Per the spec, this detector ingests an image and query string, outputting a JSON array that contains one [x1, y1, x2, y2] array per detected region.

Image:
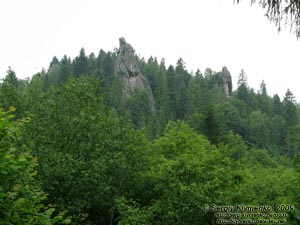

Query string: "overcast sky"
[[1, 0, 300, 100]]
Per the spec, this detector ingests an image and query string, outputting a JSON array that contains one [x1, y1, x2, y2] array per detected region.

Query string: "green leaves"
[[115, 120, 300, 224], [123, 121, 231, 224], [22, 77, 149, 224], [1, 43, 300, 224], [0, 108, 69, 225]]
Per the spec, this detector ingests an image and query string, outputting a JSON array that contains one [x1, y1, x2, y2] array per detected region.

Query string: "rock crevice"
[[116, 37, 155, 108]]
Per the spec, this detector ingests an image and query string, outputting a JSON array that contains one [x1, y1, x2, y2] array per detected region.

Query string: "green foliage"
[[73, 48, 89, 77], [202, 105, 223, 144], [116, 197, 151, 225], [247, 110, 271, 148], [24, 77, 148, 224], [1, 44, 300, 225], [215, 102, 243, 134], [127, 89, 152, 128], [0, 108, 69, 225], [0, 68, 20, 115], [283, 89, 299, 130], [166, 65, 177, 120], [116, 122, 241, 224]]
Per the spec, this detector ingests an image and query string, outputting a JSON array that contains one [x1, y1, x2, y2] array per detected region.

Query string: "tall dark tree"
[[283, 89, 299, 129], [175, 58, 191, 119], [48, 56, 59, 73], [257, 80, 272, 115], [166, 65, 177, 120], [155, 70, 167, 111], [272, 94, 283, 115], [59, 55, 72, 83], [204, 105, 222, 144], [103, 52, 116, 86], [73, 48, 89, 77], [281, 89, 300, 158], [0, 67, 19, 111]]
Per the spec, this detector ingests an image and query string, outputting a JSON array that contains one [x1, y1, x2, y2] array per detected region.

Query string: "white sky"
[[1, 0, 300, 101]]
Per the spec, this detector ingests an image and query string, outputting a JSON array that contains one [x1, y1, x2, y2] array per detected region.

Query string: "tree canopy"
[[1, 44, 300, 224]]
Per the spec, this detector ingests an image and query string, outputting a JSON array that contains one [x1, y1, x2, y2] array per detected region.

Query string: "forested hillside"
[[1, 38, 300, 225]]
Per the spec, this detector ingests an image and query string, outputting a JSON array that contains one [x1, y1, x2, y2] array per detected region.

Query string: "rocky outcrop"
[[117, 37, 140, 78], [217, 67, 232, 97], [116, 37, 155, 108]]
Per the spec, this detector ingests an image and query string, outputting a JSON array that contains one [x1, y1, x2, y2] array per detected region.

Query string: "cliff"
[[116, 37, 155, 109]]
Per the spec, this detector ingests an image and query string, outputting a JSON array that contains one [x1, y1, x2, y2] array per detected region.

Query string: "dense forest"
[[1, 38, 300, 225]]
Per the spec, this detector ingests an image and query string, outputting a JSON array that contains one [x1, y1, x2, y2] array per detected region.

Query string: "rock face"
[[117, 37, 140, 78], [116, 37, 155, 108], [217, 67, 232, 97]]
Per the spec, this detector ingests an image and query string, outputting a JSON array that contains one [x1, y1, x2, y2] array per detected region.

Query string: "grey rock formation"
[[117, 37, 140, 77], [217, 67, 232, 97], [116, 37, 155, 108]]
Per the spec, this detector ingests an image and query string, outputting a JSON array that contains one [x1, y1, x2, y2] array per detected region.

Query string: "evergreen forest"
[[1, 38, 300, 225]]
